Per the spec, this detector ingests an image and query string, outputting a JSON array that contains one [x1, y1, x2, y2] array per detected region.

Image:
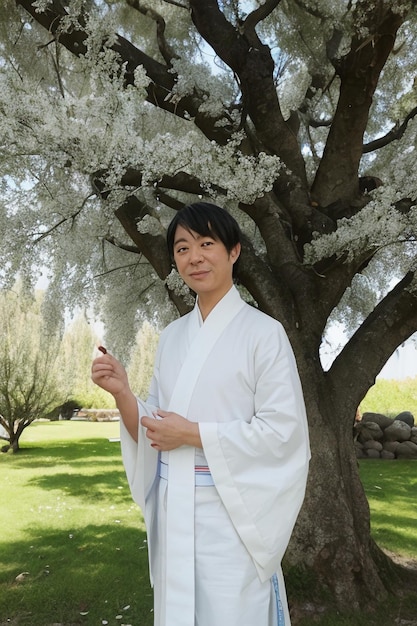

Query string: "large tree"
[[1, 0, 417, 617]]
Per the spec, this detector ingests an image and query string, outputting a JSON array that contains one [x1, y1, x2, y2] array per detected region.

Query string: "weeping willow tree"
[[1, 0, 417, 617]]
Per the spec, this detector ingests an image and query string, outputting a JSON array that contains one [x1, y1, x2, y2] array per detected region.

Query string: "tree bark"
[[287, 386, 388, 613], [312, 8, 404, 207]]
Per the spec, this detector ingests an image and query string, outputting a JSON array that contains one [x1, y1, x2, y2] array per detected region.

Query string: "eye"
[[201, 240, 214, 247], [175, 246, 188, 254]]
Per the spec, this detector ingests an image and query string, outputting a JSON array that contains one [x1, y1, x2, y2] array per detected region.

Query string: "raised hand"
[[91, 350, 130, 398]]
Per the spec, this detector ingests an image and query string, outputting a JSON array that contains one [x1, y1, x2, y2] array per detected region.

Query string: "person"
[[91, 202, 310, 626]]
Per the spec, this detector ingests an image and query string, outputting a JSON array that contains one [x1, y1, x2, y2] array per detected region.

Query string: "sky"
[[378, 339, 417, 380]]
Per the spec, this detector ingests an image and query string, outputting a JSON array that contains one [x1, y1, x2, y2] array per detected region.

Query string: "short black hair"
[[167, 202, 241, 254], [166, 202, 242, 277]]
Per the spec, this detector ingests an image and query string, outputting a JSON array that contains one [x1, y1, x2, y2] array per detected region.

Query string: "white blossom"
[[1, 0, 416, 351], [137, 215, 164, 236], [165, 269, 195, 306]]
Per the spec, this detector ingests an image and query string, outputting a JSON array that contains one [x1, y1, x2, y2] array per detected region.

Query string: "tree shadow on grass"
[[0, 523, 153, 626], [5, 438, 130, 503], [8, 438, 123, 467], [27, 468, 130, 502], [359, 460, 417, 557], [370, 510, 417, 556]]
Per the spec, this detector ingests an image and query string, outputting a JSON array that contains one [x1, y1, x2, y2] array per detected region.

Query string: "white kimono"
[[120, 286, 310, 626]]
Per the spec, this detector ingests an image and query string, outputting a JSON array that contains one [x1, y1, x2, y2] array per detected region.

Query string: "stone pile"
[[354, 411, 417, 459], [81, 409, 120, 421]]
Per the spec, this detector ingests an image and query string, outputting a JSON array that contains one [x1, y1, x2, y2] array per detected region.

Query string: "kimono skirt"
[[152, 453, 284, 626]]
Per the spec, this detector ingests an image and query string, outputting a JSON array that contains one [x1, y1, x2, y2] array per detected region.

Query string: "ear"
[[230, 242, 241, 264]]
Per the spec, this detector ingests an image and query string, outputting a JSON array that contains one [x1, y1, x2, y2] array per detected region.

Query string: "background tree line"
[[0, 283, 158, 451]]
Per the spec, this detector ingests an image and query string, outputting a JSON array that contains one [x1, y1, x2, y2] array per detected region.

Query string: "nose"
[[190, 246, 203, 264]]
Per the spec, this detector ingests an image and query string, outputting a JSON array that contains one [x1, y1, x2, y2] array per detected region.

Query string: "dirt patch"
[[384, 549, 417, 571]]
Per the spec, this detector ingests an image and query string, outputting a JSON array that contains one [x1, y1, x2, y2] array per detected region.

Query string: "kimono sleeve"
[[199, 321, 310, 581], [120, 354, 161, 511]]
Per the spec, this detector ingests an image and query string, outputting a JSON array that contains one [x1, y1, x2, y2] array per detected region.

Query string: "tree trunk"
[[284, 359, 407, 618], [9, 430, 20, 453]]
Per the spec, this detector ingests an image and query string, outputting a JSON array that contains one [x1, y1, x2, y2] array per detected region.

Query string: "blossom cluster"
[[304, 192, 417, 265], [1, 0, 417, 349], [165, 269, 195, 307]]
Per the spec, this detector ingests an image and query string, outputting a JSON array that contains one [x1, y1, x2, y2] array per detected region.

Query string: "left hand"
[[141, 409, 202, 451]]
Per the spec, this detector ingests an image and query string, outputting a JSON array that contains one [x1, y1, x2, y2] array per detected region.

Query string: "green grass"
[[361, 376, 417, 417], [0, 421, 153, 626], [359, 459, 417, 558], [1, 421, 417, 626]]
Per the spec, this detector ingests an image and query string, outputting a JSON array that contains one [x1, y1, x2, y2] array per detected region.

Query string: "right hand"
[[91, 351, 130, 398]]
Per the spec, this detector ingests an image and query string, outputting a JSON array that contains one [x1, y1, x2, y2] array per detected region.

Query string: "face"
[[173, 225, 240, 303]]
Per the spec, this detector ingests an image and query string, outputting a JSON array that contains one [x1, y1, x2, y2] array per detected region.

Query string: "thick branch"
[[118, 168, 226, 196], [114, 197, 170, 280], [312, 7, 405, 207], [237, 235, 296, 329], [326, 271, 417, 405], [243, 0, 282, 29], [113, 196, 197, 315], [240, 193, 300, 274], [16, 0, 231, 145], [189, 0, 307, 185]]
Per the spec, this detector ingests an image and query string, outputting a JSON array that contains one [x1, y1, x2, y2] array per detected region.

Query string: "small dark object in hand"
[[98, 346, 107, 354]]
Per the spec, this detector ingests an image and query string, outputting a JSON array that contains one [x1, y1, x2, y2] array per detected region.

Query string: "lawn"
[[359, 458, 417, 559], [1, 421, 416, 625], [0, 420, 153, 626]]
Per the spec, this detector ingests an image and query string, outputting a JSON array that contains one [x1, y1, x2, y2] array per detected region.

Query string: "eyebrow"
[[173, 236, 190, 246], [174, 232, 207, 246]]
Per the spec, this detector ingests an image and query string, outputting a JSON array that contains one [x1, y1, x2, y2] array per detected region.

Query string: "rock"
[[354, 409, 417, 460], [396, 441, 417, 459], [364, 440, 383, 451], [384, 421, 411, 442], [366, 448, 381, 459], [394, 411, 415, 428], [381, 450, 396, 460], [383, 441, 400, 454], [356, 421, 384, 443], [362, 412, 393, 429]]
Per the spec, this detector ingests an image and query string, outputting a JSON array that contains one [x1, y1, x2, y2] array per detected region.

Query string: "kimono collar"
[[195, 284, 242, 328]]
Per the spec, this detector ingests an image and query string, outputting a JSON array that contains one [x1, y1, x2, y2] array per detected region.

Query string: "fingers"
[[141, 416, 160, 449], [91, 357, 113, 379], [92, 352, 120, 375], [91, 353, 128, 396], [140, 413, 187, 451], [141, 415, 157, 429]]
